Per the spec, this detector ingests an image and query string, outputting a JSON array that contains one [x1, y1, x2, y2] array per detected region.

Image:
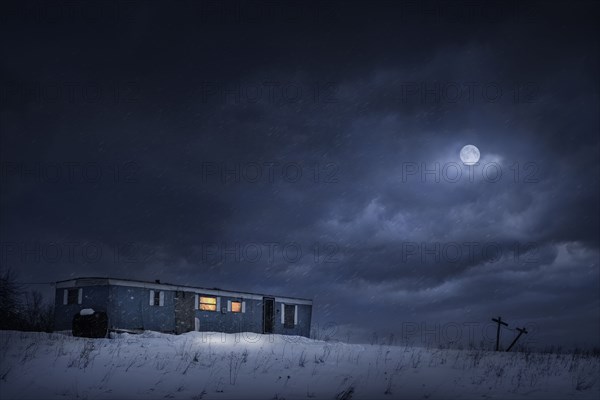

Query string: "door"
[[174, 291, 195, 334], [263, 297, 274, 333]]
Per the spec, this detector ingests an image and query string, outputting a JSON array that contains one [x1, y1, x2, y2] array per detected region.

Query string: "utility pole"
[[491, 317, 508, 351], [506, 327, 528, 352]]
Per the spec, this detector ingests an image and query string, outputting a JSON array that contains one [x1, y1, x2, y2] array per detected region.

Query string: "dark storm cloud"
[[1, 1, 598, 347]]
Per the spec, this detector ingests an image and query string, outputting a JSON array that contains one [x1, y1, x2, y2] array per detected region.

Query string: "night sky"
[[1, 1, 599, 348]]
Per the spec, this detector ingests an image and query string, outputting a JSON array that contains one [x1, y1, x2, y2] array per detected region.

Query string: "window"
[[149, 290, 164, 306], [199, 296, 217, 311], [231, 301, 242, 313], [281, 304, 298, 328], [63, 288, 82, 305], [284, 304, 295, 328], [67, 289, 78, 305], [227, 300, 245, 313]]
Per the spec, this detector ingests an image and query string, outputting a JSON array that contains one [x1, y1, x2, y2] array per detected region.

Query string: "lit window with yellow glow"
[[199, 296, 217, 311], [231, 301, 242, 313]]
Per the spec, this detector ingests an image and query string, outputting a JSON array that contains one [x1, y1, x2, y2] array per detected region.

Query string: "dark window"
[[153, 290, 160, 306], [284, 304, 295, 328], [67, 289, 78, 305]]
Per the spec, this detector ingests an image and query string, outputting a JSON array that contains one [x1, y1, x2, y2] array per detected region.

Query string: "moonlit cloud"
[[1, 1, 598, 348]]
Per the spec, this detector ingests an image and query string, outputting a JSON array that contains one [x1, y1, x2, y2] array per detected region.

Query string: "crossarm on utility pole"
[[506, 327, 528, 352]]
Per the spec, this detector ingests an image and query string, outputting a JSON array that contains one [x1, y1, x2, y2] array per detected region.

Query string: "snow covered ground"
[[1, 330, 598, 399]]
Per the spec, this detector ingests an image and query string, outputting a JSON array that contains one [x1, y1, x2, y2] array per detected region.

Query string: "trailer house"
[[54, 277, 312, 337]]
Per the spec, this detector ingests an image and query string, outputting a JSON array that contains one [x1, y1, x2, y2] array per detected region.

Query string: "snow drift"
[[0, 330, 598, 399]]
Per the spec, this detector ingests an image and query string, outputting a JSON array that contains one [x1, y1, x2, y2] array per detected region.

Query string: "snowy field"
[[1, 330, 598, 400]]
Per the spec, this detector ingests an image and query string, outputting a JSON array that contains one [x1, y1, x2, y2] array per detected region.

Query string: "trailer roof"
[[56, 277, 313, 305]]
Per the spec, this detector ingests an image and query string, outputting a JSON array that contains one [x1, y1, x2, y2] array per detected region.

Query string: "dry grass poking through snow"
[[0, 330, 598, 399]]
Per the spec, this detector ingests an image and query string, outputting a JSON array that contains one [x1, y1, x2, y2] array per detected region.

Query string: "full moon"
[[460, 144, 480, 165]]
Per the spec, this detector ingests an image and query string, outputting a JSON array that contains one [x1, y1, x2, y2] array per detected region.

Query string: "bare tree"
[[24, 290, 43, 326], [24, 290, 54, 332], [0, 268, 25, 330], [0, 269, 54, 331]]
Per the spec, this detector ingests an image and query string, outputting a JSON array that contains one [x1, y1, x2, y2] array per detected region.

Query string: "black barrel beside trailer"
[[72, 311, 108, 338]]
